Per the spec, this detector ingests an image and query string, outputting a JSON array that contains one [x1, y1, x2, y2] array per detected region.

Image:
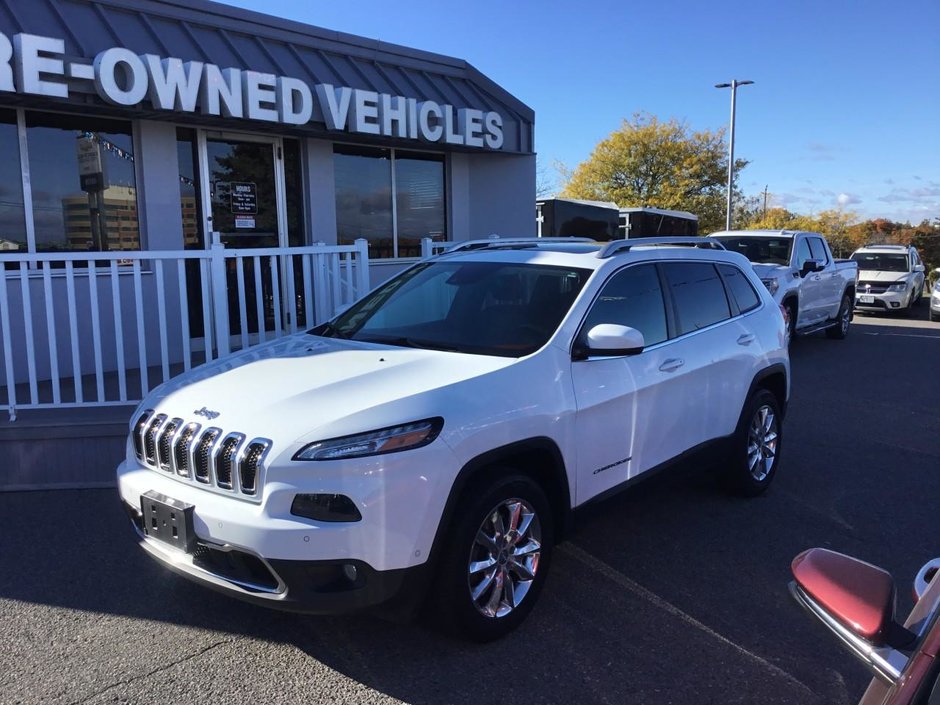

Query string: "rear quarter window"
[[662, 262, 731, 335], [718, 264, 761, 313]]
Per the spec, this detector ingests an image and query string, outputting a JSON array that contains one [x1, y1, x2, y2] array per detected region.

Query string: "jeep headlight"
[[293, 418, 443, 461], [887, 282, 907, 292], [761, 278, 779, 296]]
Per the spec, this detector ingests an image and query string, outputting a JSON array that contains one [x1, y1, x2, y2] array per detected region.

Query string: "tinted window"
[[663, 262, 730, 335], [808, 237, 829, 264], [581, 264, 667, 346], [711, 236, 792, 266], [851, 253, 909, 272], [719, 264, 761, 313], [795, 239, 812, 268]]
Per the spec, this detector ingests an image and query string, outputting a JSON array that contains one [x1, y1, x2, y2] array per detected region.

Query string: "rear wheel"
[[724, 389, 782, 496], [825, 294, 852, 339], [432, 471, 553, 641]]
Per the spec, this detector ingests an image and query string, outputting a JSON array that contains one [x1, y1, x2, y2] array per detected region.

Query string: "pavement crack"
[[68, 637, 237, 705]]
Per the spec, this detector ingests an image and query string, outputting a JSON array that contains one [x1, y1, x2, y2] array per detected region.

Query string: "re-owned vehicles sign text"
[[0, 32, 504, 149]]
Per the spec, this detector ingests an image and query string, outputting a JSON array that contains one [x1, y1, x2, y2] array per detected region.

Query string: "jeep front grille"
[[134, 410, 271, 502]]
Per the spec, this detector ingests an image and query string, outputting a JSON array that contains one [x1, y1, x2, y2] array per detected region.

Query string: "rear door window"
[[808, 237, 830, 265], [718, 264, 761, 313], [662, 262, 731, 335]]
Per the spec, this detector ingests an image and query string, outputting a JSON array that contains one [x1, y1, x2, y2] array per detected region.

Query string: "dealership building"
[[0, 0, 535, 486]]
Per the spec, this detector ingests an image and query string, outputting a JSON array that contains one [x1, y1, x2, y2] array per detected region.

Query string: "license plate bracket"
[[141, 491, 195, 553]]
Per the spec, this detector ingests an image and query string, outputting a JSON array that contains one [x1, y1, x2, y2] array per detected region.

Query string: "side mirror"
[[914, 264, 925, 273], [800, 259, 823, 277], [581, 324, 645, 357], [790, 548, 916, 684]]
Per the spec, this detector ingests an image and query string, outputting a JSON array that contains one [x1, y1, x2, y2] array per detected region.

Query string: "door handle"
[[737, 333, 755, 346], [659, 358, 684, 372]]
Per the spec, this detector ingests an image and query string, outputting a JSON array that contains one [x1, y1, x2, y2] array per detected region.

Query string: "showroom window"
[[334, 145, 446, 258], [0, 109, 26, 252], [25, 112, 139, 253]]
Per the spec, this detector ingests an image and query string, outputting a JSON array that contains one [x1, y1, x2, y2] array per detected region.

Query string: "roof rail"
[[597, 237, 726, 259], [861, 243, 907, 250], [442, 236, 594, 254]]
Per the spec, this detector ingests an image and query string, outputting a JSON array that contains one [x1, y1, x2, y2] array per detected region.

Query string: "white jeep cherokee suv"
[[117, 237, 789, 640]]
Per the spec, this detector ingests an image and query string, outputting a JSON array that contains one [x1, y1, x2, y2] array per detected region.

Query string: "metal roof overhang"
[[0, 0, 534, 154]]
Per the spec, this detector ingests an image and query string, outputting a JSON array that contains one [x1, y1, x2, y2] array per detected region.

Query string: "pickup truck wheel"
[[433, 472, 553, 641], [825, 294, 852, 339], [725, 389, 782, 496]]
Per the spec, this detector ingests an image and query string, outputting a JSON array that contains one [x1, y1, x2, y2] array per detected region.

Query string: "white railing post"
[[354, 238, 370, 300], [420, 237, 433, 259], [209, 232, 231, 358], [312, 242, 330, 324]]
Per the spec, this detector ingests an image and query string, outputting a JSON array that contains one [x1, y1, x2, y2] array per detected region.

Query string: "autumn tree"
[[558, 113, 746, 233]]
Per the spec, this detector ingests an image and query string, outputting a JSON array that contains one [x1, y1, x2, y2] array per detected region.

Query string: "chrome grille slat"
[[213, 433, 245, 490], [173, 423, 200, 478], [133, 410, 152, 461], [193, 428, 221, 484], [144, 414, 167, 465], [136, 416, 266, 502], [157, 418, 181, 471]]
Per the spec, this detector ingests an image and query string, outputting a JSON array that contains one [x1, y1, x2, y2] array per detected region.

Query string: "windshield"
[[851, 253, 909, 272], [311, 260, 591, 357], [712, 236, 793, 266]]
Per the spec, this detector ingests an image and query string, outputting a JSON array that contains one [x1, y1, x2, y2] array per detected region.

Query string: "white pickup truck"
[[710, 230, 858, 340]]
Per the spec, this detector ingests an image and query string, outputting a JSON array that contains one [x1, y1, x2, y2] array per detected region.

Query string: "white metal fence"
[[0, 238, 369, 419]]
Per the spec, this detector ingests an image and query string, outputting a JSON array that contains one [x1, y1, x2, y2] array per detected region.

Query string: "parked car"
[[117, 236, 789, 640], [851, 244, 926, 314], [930, 272, 940, 323], [709, 230, 858, 341], [790, 548, 940, 704]]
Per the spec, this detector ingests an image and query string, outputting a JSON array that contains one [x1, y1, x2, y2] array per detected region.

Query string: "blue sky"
[[229, 0, 940, 224]]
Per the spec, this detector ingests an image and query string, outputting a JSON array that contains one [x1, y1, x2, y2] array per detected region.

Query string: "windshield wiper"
[[355, 335, 459, 352], [309, 322, 348, 339]]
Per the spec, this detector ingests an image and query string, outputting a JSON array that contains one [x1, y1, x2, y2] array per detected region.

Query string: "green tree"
[[558, 112, 746, 233]]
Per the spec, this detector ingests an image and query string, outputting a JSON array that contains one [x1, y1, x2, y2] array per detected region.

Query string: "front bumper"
[[116, 436, 456, 612], [122, 499, 426, 614], [854, 290, 910, 311]]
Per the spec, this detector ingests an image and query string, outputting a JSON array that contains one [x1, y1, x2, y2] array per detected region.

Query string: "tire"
[[724, 389, 782, 497], [931, 310, 940, 323], [825, 294, 852, 339], [784, 301, 797, 345], [431, 471, 554, 641]]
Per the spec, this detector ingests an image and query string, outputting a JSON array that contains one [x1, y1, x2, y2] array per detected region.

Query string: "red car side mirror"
[[790, 548, 917, 685]]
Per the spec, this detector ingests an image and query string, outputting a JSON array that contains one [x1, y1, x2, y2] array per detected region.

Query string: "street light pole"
[[715, 79, 753, 230]]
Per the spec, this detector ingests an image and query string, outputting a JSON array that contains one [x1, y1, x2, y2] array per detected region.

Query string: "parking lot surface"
[[2, 307, 938, 705]]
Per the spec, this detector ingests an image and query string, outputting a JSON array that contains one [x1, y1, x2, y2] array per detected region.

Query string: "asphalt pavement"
[[2, 305, 938, 705]]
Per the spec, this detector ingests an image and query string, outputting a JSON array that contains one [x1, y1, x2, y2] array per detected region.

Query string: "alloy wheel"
[[467, 498, 542, 618], [747, 405, 778, 482]]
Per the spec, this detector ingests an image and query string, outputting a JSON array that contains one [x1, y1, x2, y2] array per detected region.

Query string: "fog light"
[[343, 564, 358, 582], [891, 302, 900, 308], [291, 493, 362, 522]]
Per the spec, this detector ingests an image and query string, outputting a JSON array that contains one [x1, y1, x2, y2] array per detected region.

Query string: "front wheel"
[[825, 294, 852, 339], [724, 389, 782, 496], [432, 472, 554, 641]]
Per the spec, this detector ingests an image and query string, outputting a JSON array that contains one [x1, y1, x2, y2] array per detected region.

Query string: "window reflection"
[[26, 112, 139, 252], [176, 127, 203, 250], [334, 145, 446, 258], [0, 110, 25, 252], [335, 145, 393, 257], [396, 152, 445, 258]]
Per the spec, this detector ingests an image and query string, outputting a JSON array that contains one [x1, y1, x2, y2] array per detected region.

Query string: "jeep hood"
[[141, 334, 513, 447]]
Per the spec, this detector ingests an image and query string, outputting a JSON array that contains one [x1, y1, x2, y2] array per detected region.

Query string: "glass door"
[[197, 132, 289, 345]]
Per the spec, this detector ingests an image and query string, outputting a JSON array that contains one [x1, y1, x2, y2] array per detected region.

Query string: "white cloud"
[[837, 193, 861, 207]]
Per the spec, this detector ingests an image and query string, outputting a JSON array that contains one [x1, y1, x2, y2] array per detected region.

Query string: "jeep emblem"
[[193, 407, 220, 420]]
